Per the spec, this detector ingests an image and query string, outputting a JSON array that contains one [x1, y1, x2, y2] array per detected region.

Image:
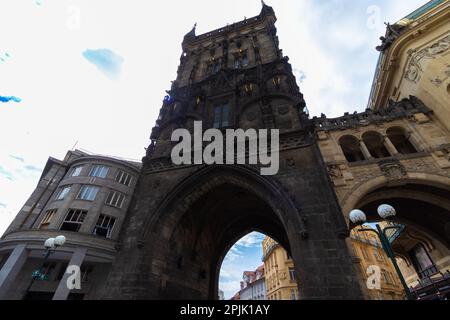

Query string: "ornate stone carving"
[[378, 159, 407, 181], [328, 165, 343, 179], [376, 23, 406, 52], [313, 96, 431, 132], [405, 34, 450, 83], [405, 59, 421, 82]]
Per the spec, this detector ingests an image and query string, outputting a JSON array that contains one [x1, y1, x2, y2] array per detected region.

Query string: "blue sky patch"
[[0, 166, 15, 181], [10, 155, 25, 162], [82, 49, 124, 80], [0, 96, 21, 103]]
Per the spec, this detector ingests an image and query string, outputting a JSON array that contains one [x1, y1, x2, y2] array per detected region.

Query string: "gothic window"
[[234, 58, 240, 69], [339, 135, 365, 162], [213, 60, 221, 73], [234, 50, 249, 69], [206, 57, 221, 75], [362, 131, 391, 158], [242, 53, 249, 67], [386, 127, 417, 154], [408, 244, 438, 279], [213, 103, 230, 129]]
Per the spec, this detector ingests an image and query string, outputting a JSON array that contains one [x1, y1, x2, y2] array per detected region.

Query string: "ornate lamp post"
[[29, 235, 66, 286], [349, 205, 414, 300]]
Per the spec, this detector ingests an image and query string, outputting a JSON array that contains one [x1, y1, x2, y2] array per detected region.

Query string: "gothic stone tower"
[[102, 3, 363, 300]]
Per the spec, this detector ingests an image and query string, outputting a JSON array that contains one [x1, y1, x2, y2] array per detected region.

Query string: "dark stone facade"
[[101, 3, 364, 300]]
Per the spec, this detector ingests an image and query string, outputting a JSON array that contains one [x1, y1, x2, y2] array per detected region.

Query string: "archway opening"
[[351, 183, 450, 300], [218, 232, 299, 300], [163, 178, 301, 300], [386, 127, 417, 155], [339, 135, 365, 162], [362, 131, 390, 159]]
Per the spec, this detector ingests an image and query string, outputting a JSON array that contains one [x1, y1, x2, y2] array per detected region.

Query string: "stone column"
[[0, 244, 28, 299], [52, 248, 87, 300], [406, 131, 423, 152], [383, 136, 399, 156], [359, 140, 373, 160]]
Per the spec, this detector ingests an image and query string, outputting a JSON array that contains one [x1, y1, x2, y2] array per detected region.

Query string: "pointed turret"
[[260, 0, 276, 18], [183, 23, 197, 43]]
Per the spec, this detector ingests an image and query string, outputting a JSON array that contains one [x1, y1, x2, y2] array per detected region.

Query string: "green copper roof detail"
[[403, 0, 445, 20]]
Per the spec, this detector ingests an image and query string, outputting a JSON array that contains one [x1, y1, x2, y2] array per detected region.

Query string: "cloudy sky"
[[0, 0, 429, 298]]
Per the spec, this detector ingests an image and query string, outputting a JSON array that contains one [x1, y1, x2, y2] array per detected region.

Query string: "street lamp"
[[349, 204, 414, 300], [30, 236, 66, 282]]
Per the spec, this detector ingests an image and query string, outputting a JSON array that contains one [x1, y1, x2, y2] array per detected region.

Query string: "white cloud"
[[219, 232, 265, 299], [0, 151, 43, 234], [235, 232, 265, 248]]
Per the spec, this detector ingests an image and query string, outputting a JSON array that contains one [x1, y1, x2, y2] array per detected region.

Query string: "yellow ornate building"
[[368, 0, 450, 130], [350, 226, 404, 300], [262, 236, 299, 300], [316, 0, 450, 300]]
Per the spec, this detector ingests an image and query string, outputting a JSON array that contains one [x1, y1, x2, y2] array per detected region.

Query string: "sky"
[[0, 0, 429, 299]]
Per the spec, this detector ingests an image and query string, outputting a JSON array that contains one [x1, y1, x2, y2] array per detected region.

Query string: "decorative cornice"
[[313, 96, 432, 132]]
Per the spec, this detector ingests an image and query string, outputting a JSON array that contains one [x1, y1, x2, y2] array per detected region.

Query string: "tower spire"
[[183, 23, 197, 42], [260, 0, 275, 18]]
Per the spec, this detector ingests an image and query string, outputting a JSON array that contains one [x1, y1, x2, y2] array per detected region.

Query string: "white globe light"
[[349, 209, 367, 225], [44, 238, 56, 249], [378, 204, 396, 219], [54, 235, 66, 247]]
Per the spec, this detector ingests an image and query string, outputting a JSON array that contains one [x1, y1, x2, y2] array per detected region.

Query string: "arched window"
[[362, 131, 391, 159], [339, 135, 364, 162], [387, 127, 417, 154]]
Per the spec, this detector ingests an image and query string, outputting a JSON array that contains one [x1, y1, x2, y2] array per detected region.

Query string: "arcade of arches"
[[315, 98, 450, 299]]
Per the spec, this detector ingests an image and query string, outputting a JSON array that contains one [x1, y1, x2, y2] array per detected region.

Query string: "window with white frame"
[[39, 209, 57, 229], [93, 214, 116, 238], [89, 165, 109, 178], [115, 170, 132, 187], [289, 268, 296, 281], [71, 166, 83, 177], [105, 191, 125, 208], [60, 209, 87, 232], [55, 186, 71, 201], [76, 185, 99, 201]]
